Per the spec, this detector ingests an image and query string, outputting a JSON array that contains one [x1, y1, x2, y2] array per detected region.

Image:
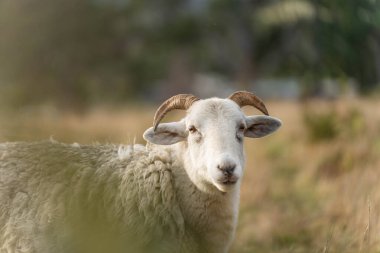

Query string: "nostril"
[[226, 165, 236, 174], [217, 164, 236, 175]]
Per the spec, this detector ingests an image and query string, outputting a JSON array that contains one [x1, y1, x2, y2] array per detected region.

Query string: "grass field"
[[1, 99, 380, 253]]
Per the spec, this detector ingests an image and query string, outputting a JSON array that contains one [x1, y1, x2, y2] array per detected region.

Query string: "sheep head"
[[143, 91, 282, 193]]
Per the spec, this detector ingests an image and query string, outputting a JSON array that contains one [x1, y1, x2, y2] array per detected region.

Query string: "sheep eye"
[[188, 126, 198, 133], [236, 124, 245, 142]]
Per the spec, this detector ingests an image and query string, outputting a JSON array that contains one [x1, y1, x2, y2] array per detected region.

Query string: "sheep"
[[0, 91, 281, 253]]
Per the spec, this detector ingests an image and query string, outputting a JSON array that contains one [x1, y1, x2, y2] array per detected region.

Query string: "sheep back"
[[0, 141, 187, 253]]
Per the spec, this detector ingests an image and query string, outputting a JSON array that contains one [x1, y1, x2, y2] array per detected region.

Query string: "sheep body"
[[0, 140, 237, 253], [0, 92, 282, 253]]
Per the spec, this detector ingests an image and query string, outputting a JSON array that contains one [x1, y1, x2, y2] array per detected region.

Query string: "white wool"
[[71, 142, 80, 148], [117, 144, 145, 160], [0, 141, 235, 253]]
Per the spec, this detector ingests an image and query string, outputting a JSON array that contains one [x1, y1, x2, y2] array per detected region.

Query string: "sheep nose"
[[217, 163, 236, 175]]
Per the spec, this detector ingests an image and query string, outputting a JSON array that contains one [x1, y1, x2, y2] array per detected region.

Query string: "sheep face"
[[185, 99, 247, 193], [144, 97, 281, 193]]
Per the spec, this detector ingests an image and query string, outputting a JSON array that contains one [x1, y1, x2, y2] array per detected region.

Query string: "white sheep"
[[0, 91, 281, 253]]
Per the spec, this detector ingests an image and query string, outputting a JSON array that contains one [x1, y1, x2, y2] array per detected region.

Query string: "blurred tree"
[[252, 0, 380, 92], [0, 0, 128, 108], [0, 0, 380, 110], [315, 0, 380, 91]]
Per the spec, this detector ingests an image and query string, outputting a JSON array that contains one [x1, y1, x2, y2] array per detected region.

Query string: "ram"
[[0, 91, 281, 253]]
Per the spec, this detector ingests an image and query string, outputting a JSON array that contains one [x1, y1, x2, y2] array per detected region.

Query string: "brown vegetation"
[[1, 99, 380, 253]]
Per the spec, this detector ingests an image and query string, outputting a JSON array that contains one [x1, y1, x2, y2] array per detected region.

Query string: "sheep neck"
[[171, 143, 240, 253]]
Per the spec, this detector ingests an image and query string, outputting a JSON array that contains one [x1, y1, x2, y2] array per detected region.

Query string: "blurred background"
[[1, 0, 380, 252]]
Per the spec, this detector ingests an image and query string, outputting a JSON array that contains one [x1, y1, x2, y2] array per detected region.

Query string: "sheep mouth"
[[219, 177, 238, 185]]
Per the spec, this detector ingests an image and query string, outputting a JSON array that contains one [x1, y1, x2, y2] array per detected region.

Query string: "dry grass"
[[1, 99, 380, 252]]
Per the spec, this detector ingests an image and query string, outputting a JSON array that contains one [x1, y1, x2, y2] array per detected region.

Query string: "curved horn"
[[228, 91, 269, 115], [153, 94, 200, 131]]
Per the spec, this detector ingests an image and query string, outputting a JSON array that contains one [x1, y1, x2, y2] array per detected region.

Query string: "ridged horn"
[[153, 94, 200, 131], [228, 91, 269, 115]]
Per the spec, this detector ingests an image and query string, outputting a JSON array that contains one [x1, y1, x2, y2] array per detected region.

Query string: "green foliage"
[[303, 109, 339, 141], [341, 108, 366, 137], [303, 105, 367, 142], [0, 0, 380, 109]]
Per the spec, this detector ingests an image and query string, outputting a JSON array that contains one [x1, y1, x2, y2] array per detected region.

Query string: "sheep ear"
[[244, 115, 282, 138], [143, 122, 188, 145]]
